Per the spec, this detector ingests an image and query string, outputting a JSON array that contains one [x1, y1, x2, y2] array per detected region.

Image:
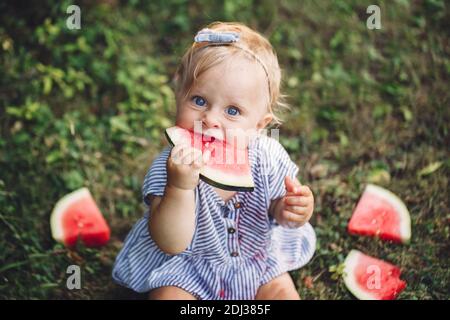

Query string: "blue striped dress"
[[112, 134, 316, 299]]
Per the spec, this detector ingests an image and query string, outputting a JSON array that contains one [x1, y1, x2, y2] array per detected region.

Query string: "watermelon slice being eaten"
[[165, 125, 254, 191], [50, 188, 110, 247], [348, 184, 411, 244], [343, 250, 407, 300]]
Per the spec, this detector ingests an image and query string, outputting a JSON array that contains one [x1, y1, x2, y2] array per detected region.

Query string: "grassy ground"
[[0, 0, 449, 299]]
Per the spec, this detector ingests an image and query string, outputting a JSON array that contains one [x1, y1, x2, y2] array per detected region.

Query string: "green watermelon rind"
[[343, 250, 380, 300], [343, 249, 407, 300], [50, 187, 91, 244], [199, 172, 254, 192], [364, 184, 411, 244], [165, 126, 255, 192]]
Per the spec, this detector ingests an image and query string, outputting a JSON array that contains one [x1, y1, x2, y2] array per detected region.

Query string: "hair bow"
[[194, 28, 240, 43]]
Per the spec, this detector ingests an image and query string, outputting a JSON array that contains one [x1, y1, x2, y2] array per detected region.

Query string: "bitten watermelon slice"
[[343, 250, 407, 300], [165, 126, 254, 191], [50, 188, 110, 247], [348, 184, 411, 244]]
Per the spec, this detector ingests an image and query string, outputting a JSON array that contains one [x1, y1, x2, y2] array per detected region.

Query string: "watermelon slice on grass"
[[348, 184, 411, 244], [343, 250, 407, 300], [165, 125, 254, 192], [50, 188, 110, 247]]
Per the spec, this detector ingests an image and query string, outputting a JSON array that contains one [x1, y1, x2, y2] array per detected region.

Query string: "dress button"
[[228, 227, 236, 234], [234, 202, 242, 209], [230, 251, 239, 257]]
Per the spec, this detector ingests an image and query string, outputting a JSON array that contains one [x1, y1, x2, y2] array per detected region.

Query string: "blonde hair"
[[173, 21, 290, 127]]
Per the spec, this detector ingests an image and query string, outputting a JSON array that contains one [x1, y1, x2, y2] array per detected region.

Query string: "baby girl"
[[113, 22, 316, 300]]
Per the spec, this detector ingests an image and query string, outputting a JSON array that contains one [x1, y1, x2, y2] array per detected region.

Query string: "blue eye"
[[193, 96, 206, 107], [226, 106, 240, 116]]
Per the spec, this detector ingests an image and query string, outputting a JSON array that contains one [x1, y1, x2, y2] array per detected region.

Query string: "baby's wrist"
[[166, 177, 197, 191], [165, 183, 195, 196]]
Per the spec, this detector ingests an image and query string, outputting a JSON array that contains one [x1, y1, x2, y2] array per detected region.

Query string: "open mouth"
[[202, 129, 224, 142], [202, 134, 216, 143]]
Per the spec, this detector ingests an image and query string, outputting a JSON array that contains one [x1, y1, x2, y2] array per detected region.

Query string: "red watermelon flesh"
[[343, 250, 407, 300], [51, 188, 110, 247], [348, 184, 411, 244], [165, 126, 254, 191]]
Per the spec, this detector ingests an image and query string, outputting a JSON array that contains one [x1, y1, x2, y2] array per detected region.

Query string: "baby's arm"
[[148, 186, 196, 255], [148, 144, 210, 255], [268, 176, 314, 228]]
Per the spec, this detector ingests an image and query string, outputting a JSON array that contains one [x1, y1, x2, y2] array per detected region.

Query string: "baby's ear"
[[257, 113, 273, 130]]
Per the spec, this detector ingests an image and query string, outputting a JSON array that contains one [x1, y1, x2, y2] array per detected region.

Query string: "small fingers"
[[284, 205, 309, 216], [171, 145, 196, 165], [284, 196, 310, 207], [192, 148, 207, 169], [287, 186, 312, 197], [192, 149, 211, 169], [281, 210, 307, 226], [297, 186, 312, 196], [170, 144, 182, 159], [170, 144, 188, 163], [284, 176, 297, 193], [180, 147, 201, 165], [170, 145, 211, 169]]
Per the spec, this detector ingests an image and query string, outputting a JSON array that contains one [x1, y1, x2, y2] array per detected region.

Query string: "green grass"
[[0, 0, 449, 299]]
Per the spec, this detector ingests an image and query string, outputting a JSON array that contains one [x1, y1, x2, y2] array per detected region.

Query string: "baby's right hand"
[[166, 144, 211, 190]]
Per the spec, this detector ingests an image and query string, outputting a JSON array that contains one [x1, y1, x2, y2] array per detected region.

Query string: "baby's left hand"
[[273, 176, 314, 228]]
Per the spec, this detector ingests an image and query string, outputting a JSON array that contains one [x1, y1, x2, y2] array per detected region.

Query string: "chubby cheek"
[[224, 125, 260, 148], [175, 106, 197, 129]]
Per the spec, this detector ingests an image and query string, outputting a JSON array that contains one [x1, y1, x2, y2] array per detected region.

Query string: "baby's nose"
[[202, 110, 221, 129]]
